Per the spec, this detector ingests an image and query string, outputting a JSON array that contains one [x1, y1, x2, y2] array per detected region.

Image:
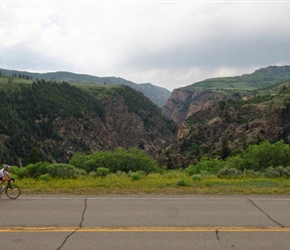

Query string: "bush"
[[13, 167, 28, 178], [116, 170, 127, 177], [243, 169, 261, 177], [70, 148, 160, 174], [39, 173, 51, 181], [46, 163, 85, 178], [242, 140, 290, 171], [265, 167, 280, 178], [191, 174, 202, 181], [217, 167, 241, 179], [283, 167, 290, 177], [25, 162, 50, 178], [131, 173, 141, 181], [89, 171, 96, 177], [224, 155, 245, 170], [96, 167, 110, 177], [186, 157, 224, 175], [264, 166, 290, 178], [136, 170, 147, 177], [177, 178, 186, 186]]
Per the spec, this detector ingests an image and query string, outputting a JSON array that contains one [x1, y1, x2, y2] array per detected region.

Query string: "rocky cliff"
[[162, 66, 290, 125], [159, 66, 290, 168], [0, 81, 176, 165], [41, 94, 176, 163], [162, 88, 244, 125], [158, 91, 290, 168]]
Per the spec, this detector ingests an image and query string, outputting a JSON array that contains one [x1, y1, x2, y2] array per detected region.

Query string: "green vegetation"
[[3, 66, 290, 195], [14, 174, 290, 195], [185, 140, 290, 175], [183, 66, 290, 91], [175, 82, 290, 164], [0, 80, 105, 164], [0, 78, 176, 165], [5, 140, 290, 195], [0, 68, 172, 108], [69, 147, 160, 174]]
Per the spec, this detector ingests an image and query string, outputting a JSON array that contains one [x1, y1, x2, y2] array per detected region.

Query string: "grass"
[[15, 174, 290, 196]]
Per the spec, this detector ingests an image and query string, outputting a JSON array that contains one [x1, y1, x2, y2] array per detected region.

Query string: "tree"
[[242, 140, 290, 171], [28, 147, 42, 164], [220, 138, 231, 160], [8, 77, 14, 84]]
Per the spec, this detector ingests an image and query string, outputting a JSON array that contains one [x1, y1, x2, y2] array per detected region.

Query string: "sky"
[[1, 1, 290, 91]]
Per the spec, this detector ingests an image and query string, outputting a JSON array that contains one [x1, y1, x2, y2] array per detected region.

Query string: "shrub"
[[191, 174, 202, 181], [186, 157, 224, 175], [243, 169, 261, 177], [264, 166, 290, 178], [116, 171, 127, 177], [8, 166, 19, 175], [242, 140, 290, 171], [25, 162, 50, 178], [46, 163, 85, 178], [136, 170, 147, 177], [70, 148, 160, 174], [177, 178, 186, 186], [13, 167, 28, 178], [265, 167, 280, 178], [217, 167, 241, 179], [224, 155, 245, 170], [39, 173, 51, 181], [96, 167, 110, 177], [89, 171, 96, 177], [283, 167, 290, 177], [131, 173, 141, 181]]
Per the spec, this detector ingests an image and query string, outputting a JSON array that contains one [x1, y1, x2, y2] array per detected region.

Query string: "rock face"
[[162, 65, 290, 125], [162, 89, 243, 125], [159, 66, 290, 168], [39, 95, 176, 164], [0, 82, 176, 165], [159, 92, 290, 169]]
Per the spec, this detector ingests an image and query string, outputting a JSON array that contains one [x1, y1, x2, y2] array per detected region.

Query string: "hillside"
[[0, 78, 176, 166], [0, 68, 171, 108], [3, 65, 290, 170], [158, 80, 290, 168], [162, 66, 290, 124], [184, 65, 290, 90]]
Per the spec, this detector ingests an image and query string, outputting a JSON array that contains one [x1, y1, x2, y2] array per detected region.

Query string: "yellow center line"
[[0, 227, 289, 233]]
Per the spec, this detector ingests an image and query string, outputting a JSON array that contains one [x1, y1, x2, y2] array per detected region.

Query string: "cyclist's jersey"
[[0, 168, 8, 178]]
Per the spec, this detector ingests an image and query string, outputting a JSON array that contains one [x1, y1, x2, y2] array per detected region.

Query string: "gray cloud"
[[1, 2, 290, 90], [0, 47, 70, 72]]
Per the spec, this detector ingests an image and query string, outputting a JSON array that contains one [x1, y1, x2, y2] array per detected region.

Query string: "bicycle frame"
[[0, 179, 21, 199]]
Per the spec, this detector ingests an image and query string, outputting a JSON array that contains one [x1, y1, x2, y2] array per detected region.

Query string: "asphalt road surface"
[[0, 195, 290, 250]]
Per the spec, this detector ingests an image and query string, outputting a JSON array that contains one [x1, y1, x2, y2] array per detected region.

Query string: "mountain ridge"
[[158, 65, 290, 168], [163, 65, 290, 124], [0, 68, 171, 108], [181, 65, 290, 91]]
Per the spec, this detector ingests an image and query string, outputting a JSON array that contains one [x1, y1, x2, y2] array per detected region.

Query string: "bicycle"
[[0, 178, 21, 199]]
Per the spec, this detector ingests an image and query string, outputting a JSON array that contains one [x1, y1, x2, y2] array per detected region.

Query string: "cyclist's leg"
[[0, 176, 7, 190]]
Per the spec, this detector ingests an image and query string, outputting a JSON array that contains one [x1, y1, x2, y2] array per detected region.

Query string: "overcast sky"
[[1, 1, 290, 91]]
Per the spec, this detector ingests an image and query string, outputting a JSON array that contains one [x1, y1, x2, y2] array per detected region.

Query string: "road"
[[0, 195, 290, 249]]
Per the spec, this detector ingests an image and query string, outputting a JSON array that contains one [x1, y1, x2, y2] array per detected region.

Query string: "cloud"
[[1, 2, 290, 90]]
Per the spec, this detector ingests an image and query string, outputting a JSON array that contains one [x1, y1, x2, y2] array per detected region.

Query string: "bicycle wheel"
[[5, 184, 21, 199]]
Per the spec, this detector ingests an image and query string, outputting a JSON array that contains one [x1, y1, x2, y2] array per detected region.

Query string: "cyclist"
[[0, 164, 11, 190]]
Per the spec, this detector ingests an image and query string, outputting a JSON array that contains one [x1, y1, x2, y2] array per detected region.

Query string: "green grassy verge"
[[15, 174, 290, 195]]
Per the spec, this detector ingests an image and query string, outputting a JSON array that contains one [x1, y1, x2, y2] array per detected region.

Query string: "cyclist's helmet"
[[4, 164, 10, 169]]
